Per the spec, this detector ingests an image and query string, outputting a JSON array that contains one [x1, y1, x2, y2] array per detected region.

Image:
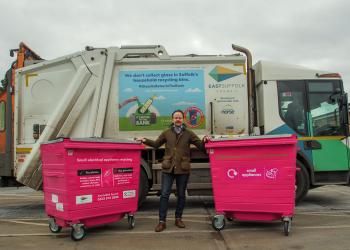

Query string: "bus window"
[[0, 101, 5, 131], [277, 81, 307, 135], [308, 81, 342, 136]]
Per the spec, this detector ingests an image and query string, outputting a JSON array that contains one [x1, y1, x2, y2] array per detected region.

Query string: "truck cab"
[[254, 61, 349, 201]]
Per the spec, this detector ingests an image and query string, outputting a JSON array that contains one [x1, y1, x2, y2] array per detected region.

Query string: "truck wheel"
[[138, 169, 149, 207], [0, 177, 8, 187], [296, 160, 310, 203]]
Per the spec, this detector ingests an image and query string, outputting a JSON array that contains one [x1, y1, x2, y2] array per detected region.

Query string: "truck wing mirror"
[[339, 93, 349, 136], [328, 89, 341, 104]]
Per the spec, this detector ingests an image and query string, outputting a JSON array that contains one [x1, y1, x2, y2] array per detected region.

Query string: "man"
[[137, 110, 209, 232], [285, 101, 305, 132]]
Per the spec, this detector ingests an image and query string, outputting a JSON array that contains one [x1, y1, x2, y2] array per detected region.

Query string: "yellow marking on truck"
[[298, 136, 345, 141], [25, 73, 38, 87], [16, 148, 32, 153], [234, 63, 246, 75]]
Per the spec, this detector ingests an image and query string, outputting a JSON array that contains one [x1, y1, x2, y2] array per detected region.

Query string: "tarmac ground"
[[0, 185, 350, 250]]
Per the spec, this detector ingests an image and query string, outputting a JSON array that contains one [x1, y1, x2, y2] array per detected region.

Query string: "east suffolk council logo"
[[209, 66, 241, 82]]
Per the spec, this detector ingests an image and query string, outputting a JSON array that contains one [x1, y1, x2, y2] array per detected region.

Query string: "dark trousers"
[[159, 172, 190, 222]]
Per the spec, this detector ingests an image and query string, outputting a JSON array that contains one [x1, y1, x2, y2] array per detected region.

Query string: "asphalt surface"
[[0, 185, 350, 250]]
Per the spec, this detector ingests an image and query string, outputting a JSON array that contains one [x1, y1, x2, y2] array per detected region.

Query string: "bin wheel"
[[283, 221, 291, 236], [70, 225, 86, 241], [227, 217, 233, 222], [49, 219, 62, 233], [128, 215, 135, 229], [212, 215, 225, 231]]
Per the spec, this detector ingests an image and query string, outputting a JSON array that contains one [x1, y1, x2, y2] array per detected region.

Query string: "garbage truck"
[[0, 42, 349, 205]]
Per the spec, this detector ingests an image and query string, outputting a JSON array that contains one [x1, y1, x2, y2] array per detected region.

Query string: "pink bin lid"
[[205, 134, 297, 149], [41, 137, 144, 150]]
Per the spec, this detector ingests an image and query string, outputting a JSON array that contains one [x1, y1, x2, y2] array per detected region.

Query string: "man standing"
[[137, 110, 209, 232]]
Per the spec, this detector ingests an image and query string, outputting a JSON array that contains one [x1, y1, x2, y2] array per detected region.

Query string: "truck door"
[[278, 80, 349, 182], [305, 80, 349, 175]]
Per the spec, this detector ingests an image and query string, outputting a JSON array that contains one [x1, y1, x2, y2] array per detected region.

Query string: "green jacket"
[[144, 127, 205, 174]]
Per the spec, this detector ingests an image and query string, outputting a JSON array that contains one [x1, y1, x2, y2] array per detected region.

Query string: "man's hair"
[[172, 109, 184, 118]]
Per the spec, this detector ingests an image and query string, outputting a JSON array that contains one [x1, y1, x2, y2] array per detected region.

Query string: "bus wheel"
[[138, 169, 149, 207], [296, 160, 310, 203]]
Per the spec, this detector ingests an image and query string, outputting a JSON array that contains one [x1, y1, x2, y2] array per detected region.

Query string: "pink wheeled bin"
[[40, 138, 144, 241], [205, 134, 297, 236]]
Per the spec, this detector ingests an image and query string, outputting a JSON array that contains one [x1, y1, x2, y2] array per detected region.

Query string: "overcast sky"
[[1, 0, 349, 92]]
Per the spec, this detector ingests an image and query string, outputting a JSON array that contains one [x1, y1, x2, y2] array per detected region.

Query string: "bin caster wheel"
[[128, 215, 135, 229], [49, 218, 62, 233], [71, 224, 86, 241], [212, 215, 225, 231], [283, 219, 292, 236]]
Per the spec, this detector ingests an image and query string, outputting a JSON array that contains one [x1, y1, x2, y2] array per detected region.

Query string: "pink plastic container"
[[40, 138, 144, 240], [205, 134, 297, 235]]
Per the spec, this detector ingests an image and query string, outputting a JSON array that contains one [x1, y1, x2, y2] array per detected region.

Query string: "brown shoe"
[[175, 218, 185, 228], [155, 222, 166, 232]]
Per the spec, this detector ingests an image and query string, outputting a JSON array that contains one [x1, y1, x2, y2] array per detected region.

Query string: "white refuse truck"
[[1, 43, 349, 204]]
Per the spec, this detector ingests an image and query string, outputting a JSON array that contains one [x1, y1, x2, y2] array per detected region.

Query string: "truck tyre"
[[0, 177, 8, 187], [296, 160, 310, 203], [138, 169, 149, 207]]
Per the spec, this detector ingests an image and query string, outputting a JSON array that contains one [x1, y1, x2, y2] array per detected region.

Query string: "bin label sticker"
[[76, 195, 93, 205], [114, 167, 133, 185], [51, 194, 58, 203], [77, 169, 102, 188], [123, 190, 136, 199], [226, 167, 279, 180], [96, 192, 119, 202], [56, 202, 64, 212]]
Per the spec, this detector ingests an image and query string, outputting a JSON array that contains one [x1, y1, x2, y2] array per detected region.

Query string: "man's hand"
[[202, 135, 211, 143], [135, 137, 146, 143]]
